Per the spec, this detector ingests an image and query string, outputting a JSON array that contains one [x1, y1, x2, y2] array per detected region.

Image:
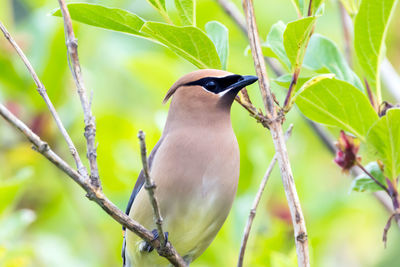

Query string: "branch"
[[307, 0, 313, 17], [0, 103, 186, 266], [238, 124, 294, 267], [57, 0, 100, 189], [242, 0, 310, 266], [215, 0, 247, 34], [235, 95, 270, 129], [138, 130, 166, 247], [0, 21, 88, 178]]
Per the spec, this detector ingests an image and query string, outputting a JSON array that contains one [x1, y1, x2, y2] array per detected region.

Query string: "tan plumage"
[[123, 69, 258, 266]]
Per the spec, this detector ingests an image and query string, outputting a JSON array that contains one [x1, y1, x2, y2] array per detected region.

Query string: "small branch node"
[[296, 232, 308, 243], [85, 191, 96, 200], [249, 209, 256, 217], [296, 210, 301, 223], [37, 86, 46, 95], [32, 142, 49, 153], [66, 37, 78, 49], [145, 183, 157, 190]]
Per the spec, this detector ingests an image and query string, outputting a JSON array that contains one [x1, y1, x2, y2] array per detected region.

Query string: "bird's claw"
[[141, 229, 169, 252]]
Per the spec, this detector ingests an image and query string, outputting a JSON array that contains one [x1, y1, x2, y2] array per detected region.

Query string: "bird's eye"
[[205, 81, 217, 91]]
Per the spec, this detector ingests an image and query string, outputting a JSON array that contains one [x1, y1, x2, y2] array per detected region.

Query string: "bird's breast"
[[126, 127, 240, 265]]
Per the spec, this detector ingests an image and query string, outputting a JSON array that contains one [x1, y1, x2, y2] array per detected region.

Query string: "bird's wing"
[[122, 137, 164, 266], [124, 137, 164, 217]]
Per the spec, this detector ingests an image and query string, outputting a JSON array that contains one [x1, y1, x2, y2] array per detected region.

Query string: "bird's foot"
[[140, 229, 169, 252]]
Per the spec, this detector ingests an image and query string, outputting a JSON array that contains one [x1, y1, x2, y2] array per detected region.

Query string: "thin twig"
[[383, 213, 396, 247], [364, 78, 378, 111], [214, 0, 284, 77], [307, 0, 313, 16], [57, 0, 100, 189], [138, 130, 166, 247], [242, 0, 274, 116], [235, 95, 270, 129], [0, 103, 186, 267], [242, 0, 310, 266], [216, 0, 247, 33], [238, 124, 294, 267], [0, 21, 88, 178], [284, 70, 300, 110], [356, 163, 389, 194], [351, 166, 400, 229]]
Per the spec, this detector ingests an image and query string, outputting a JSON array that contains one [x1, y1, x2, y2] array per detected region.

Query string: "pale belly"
[[125, 174, 238, 267], [125, 128, 240, 266]]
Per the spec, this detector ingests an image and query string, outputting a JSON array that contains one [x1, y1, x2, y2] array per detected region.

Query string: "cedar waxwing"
[[122, 69, 258, 266]]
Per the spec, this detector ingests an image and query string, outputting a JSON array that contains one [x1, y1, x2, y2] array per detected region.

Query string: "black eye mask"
[[184, 75, 243, 94]]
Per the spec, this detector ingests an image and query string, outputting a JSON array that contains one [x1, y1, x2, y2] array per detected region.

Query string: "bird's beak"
[[227, 75, 258, 92]]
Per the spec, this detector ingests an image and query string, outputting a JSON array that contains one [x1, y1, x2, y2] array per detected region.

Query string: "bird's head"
[[163, 69, 258, 111]]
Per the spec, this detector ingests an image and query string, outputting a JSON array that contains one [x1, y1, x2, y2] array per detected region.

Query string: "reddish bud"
[[334, 130, 360, 172]]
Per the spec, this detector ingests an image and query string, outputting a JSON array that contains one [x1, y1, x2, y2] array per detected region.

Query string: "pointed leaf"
[[274, 74, 312, 90], [354, 0, 399, 102], [309, 0, 325, 16], [148, 0, 167, 12], [175, 0, 195, 25], [296, 77, 379, 141], [146, 0, 171, 22], [141, 22, 221, 69], [304, 34, 363, 90], [52, 3, 146, 36], [351, 161, 386, 192], [367, 108, 400, 180], [283, 17, 316, 72], [274, 74, 335, 96], [290, 0, 306, 16], [339, 0, 360, 16], [262, 21, 291, 70], [206, 21, 228, 70]]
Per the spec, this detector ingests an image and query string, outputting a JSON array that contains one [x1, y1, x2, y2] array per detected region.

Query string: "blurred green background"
[[1, 0, 400, 266]]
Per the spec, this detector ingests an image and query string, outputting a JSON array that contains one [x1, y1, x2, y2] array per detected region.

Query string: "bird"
[[122, 69, 258, 266]]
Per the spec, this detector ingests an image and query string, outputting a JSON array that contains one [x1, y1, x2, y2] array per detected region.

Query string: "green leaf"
[[290, 0, 306, 16], [309, 0, 325, 16], [351, 161, 386, 192], [147, 0, 167, 12], [205, 21, 228, 70], [304, 34, 363, 90], [0, 209, 36, 242], [175, 0, 195, 25], [283, 17, 316, 72], [53, 4, 220, 69], [367, 108, 400, 180], [52, 3, 146, 36], [296, 77, 378, 141], [262, 21, 291, 70], [0, 167, 33, 213], [354, 0, 399, 103], [274, 74, 313, 90], [339, 0, 360, 16], [146, 0, 172, 23], [141, 22, 221, 69]]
